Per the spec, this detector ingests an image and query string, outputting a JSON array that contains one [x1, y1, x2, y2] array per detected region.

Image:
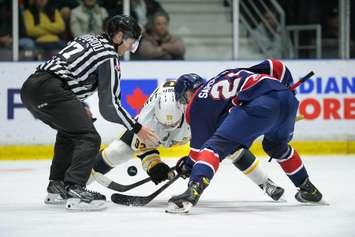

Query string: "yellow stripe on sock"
[[101, 150, 115, 168], [243, 159, 260, 175]]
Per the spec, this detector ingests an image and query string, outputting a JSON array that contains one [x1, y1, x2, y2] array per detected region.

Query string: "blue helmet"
[[175, 73, 206, 104]]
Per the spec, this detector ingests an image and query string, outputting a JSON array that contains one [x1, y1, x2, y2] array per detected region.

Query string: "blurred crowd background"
[[0, 0, 354, 61]]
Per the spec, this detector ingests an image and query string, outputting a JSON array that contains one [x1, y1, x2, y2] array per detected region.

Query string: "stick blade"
[[111, 193, 149, 206], [111, 174, 181, 207], [108, 176, 151, 192]]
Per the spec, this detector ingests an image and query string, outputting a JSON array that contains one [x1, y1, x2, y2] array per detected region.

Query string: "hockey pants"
[[20, 71, 101, 186]]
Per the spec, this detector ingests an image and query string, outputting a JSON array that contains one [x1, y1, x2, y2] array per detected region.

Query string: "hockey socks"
[[277, 147, 308, 187], [92, 138, 134, 175], [233, 149, 268, 186], [93, 150, 113, 175], [190, 148, 220, 183], [190, 148, 269, 185]]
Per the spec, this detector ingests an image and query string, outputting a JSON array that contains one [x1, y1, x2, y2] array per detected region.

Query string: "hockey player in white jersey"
[[90, 80, 187, 184], [89, 80, 285, 202]]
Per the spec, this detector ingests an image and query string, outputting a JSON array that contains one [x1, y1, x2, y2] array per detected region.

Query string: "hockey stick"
[[93, 171, 152, 192], [290, 71, 315, 122], [93, 166, 177, 192], [289, 71, 314, 91], [111, 173, 181, 206]]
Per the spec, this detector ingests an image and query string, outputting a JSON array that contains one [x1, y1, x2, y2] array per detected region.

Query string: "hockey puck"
[[127, 166, 138, 176]]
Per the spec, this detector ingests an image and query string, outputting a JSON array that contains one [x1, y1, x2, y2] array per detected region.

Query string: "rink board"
[[1, 140, 354, 160], [0, 60, 354, 159]]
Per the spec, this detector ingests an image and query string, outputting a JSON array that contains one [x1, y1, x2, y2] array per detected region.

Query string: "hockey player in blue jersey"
[[166, 59, 323, 213]]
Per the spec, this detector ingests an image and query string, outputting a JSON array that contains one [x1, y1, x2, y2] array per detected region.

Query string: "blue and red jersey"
[[185, 59, 294, 161]]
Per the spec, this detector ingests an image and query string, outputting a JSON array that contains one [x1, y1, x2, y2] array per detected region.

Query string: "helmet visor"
[[130, 35, 141, 53]]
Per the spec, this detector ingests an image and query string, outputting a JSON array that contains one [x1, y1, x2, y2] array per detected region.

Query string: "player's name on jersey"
[[80, 34, 105, 51]]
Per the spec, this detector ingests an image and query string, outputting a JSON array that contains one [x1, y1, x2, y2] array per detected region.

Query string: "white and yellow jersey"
[[131, 81, 190, 150]]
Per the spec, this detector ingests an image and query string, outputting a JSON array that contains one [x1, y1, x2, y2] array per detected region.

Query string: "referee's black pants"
[[20, 71, 101, 186]]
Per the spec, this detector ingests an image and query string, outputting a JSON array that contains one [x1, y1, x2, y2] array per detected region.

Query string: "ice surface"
[[1, 156, 355, 237]]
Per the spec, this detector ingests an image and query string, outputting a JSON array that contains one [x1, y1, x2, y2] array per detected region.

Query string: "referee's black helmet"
[[106, 15, 141, 40], [106, 15, 142, 52]]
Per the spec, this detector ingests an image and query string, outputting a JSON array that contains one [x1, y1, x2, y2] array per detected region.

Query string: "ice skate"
[[44, 180, 67, 205], [166, 177, 209, 214], [295, 178, 327, 205], [65, 184, 107, 211], [259, 178, 285, 201]]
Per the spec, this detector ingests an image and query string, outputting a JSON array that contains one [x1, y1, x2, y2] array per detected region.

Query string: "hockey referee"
[[20, 15, 159, 211]]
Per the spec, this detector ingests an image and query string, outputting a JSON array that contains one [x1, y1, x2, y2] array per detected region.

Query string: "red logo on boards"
[[126, 88, 149, 114]]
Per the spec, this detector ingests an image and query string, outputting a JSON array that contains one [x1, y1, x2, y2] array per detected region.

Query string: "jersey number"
[[210, 73, 241, 99], [133, 137, 146, 150], [60, 42, 84, 59]]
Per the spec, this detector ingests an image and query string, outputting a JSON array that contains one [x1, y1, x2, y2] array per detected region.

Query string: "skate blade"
[[44, 193, 66, 205], [274, 197, 287, 203], [265, 193, 287, 203], [298, 198, 330, 206], [65, 198, 108, 211], [165, 201, 193, 214]]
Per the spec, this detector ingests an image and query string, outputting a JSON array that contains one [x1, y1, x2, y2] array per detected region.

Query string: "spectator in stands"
[[250, 11, 292, 58], [131, 0, 163, 27], [0, 0, 13, 60], [322, 7, 339, 58], [136, 11, 185, 60], [70, 0, 108, 38], [99, 0, 122, 18], [100, 0, 163, 28], [0, 33, 12, 49], [323, 7, 338, 39], [19, 0, 37, 60], [23, 0, 65, 59], [49, 0, 79, 41]]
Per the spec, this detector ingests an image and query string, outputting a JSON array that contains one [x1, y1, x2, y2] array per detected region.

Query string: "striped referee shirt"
[[37, 33, 141, 132]]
